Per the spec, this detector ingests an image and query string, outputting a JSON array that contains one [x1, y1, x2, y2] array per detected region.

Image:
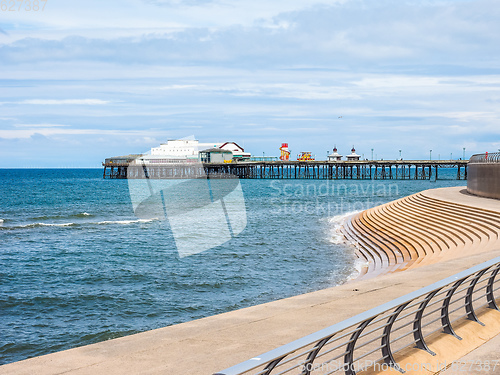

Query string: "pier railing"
[[469, 152, 500, 164], [214, 256, 500, 375]]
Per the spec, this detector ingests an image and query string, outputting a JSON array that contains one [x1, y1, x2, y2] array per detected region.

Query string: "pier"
[[103, 159, 468, 180]]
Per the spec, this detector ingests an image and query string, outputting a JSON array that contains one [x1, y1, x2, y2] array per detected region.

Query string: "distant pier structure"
[[103, 157, 468, 180]]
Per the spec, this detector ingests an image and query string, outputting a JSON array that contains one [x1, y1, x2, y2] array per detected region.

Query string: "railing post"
[[381, 303, 409, 373], [413, 289, 440, 355], [262, 356, 287, 375], [465, 269, 489, 325], [142, 164, 150, 179], [301, 335, 335, 375], [344, 318, 374, 375], [441, 278, 467, 340], [487, 263, 500, 310]]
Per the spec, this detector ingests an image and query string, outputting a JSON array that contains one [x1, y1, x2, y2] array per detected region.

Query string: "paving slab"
[[437, 332, 500, 375]]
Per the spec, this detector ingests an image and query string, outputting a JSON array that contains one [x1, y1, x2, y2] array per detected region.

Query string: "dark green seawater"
[[0, 169, 466, 365]]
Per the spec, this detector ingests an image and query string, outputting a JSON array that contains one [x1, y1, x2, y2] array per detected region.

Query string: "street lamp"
[[371, 148, 374, 160], [429, 150, 432, 160], [450, 152, 453, 160], [463, 147, 466, 160], [399, 149, 402, 160]]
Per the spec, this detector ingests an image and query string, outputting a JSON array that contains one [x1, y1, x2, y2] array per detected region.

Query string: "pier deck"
[[102, 159, 468, 180]]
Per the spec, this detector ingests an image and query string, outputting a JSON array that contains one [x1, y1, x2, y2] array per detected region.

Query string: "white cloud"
[[1, 0, 500, 165], [14, 124, 69, 128], [159, 84, 204, 90], [0, 0, 346, 42], [20, 99, 111, 105], [2, 1, 500, 70], [0, 99, 112, 106], [0, 126, 173, 140]]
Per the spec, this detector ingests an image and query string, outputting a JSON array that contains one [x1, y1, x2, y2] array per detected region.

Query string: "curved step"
[[413, 194, 500, 241], [340, 189, 500, 278], [407, 194, 493, 242]]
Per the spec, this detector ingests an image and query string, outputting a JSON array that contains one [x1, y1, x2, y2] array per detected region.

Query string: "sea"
[[0, 168, 466, 365]]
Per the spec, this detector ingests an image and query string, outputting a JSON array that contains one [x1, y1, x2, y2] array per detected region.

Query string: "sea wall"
[[467, 152, 500, 199], [467, 163, 500, 199], [341, 186, 500, 277]]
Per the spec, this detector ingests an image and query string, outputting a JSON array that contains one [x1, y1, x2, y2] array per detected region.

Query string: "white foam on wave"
[[14, 222, 77, 228], [347, 258, 370, 281], [326, 210, 372, 282], [95, 218, 158, 225], [39, 222, 76, 227], [2, 218, 158, 230], [0, 219, 4, 225], [327, 210, 362, 245]]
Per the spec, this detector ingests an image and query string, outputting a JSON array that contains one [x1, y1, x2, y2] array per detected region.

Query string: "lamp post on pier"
[[463, 147, 466, 160], [429, 150, 432, 161], [371, 148, 374, 160], [399, 149, 402, 160]]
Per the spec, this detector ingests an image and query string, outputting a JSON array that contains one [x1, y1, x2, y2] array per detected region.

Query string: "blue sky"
[[1, 0, 500, 167]]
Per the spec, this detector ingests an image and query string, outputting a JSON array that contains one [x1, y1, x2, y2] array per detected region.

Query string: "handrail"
[[214, 256, 500, 375], [469, 152, 500, 163]]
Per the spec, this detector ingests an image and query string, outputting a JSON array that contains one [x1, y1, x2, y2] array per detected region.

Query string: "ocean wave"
[[75, 212, 93, 218], [0, 218, 158, 230], [30, 212, 94, 221], [94, 219, 158, 225], [20, 222, 78, 229], [346, 258, 370, 281], [327, 210, 361, 245], [39, 222, 76, 227]]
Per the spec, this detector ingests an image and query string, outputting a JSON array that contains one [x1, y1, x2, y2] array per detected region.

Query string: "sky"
[[1, 0, 500, 167]]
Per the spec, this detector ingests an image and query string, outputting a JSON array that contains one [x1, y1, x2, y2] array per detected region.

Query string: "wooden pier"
[[103, 158, 468, 180]]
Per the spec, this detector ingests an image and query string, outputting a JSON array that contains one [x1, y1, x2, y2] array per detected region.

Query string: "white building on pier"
[[328, 146, 343, 162], [146, 140, 250, 162], [346, 146, 361, 161]]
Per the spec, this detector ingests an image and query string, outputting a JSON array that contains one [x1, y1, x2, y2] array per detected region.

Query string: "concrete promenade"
[[1, 187, 500, 375], [439, 333, 500, 375]]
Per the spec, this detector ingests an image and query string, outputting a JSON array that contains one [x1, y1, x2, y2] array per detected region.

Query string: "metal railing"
[[215, 256, 500, 375], [469, 152, 500, 163]]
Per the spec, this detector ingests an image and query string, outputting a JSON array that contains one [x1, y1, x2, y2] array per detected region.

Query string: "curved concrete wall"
[[467, 163, 500, 199], [341, 187, 500, 277]]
